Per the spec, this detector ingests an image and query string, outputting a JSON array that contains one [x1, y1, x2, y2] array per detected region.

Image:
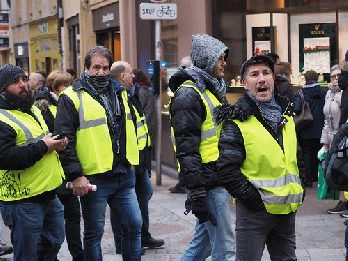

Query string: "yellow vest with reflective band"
[[63, 87, 139, 175], [133, 105, 151, 150], [170, 80, 221, 171], [234, 115, 304, 214], [0, 106, 64, 201]]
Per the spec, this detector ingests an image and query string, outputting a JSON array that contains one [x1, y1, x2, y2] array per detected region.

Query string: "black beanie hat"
[[240, 55, 274, 79], [0, 64, 26, 93]]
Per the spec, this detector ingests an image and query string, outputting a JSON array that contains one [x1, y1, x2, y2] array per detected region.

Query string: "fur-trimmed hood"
[[214, 93, 294, 125]]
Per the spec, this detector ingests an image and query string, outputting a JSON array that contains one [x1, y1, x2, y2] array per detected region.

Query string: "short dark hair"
[[133, 69, 152, 86], [278, 62, 292, 76], [110, 63, 126, 81], [240, 55, 274, 79], [304, 70, 319, 82], [66, 68, 77, 78], [266, 53, 280, 64], [84, 46, 114, 70]]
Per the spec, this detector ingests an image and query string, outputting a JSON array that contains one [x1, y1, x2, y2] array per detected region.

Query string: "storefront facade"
[[93, 2, 121, 62], [29, 17, 61, 74]]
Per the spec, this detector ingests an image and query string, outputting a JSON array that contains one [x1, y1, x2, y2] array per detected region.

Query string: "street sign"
[[140, 3, 177, 20]]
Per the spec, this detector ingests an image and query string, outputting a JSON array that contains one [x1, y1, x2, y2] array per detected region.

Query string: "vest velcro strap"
[[261, 191, 304, 205], [78, 117, 106, 131], [0, 109, 33, 141], [252, 173, 301, 188]]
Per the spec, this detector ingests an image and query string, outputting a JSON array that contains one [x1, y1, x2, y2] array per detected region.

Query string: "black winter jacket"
[[54, 78, 137, 182], [214, 93, 294, 211], [34, 87, 57, 132], [169, 68, 225, 198]]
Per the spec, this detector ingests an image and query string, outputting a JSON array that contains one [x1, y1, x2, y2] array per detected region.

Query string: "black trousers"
[[57, 193, 84, 261], [298, 138, 321, 183]]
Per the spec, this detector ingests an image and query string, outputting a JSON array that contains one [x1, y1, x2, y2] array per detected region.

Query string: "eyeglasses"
[[331, 74, 341, 79]]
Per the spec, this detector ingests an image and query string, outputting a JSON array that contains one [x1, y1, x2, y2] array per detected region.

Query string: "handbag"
[[317, 147, 340, 200], [293, 89, 313, 131]]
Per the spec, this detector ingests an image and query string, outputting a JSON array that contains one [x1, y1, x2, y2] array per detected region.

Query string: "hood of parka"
[[191, 34, 229, 76]]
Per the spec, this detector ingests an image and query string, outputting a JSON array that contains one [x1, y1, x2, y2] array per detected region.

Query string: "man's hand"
[[191, 197, 217, 226], [72, 176, 90, 197], [42, 134, 68, 154]]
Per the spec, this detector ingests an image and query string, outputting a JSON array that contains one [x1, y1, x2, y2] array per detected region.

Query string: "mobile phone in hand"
[[53, 131, 71, 140]]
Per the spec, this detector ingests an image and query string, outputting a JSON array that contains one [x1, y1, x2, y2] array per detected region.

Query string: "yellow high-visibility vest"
[[63, 87, 139, 175], [0, 106, 64, 201], [234, 115, 304, 214]]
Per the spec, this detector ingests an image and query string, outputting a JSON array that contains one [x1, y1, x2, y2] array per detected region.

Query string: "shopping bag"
[[317, 147, 340, 200]]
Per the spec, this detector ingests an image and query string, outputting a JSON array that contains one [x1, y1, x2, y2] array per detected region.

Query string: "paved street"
[[0, 172, 347, 261]]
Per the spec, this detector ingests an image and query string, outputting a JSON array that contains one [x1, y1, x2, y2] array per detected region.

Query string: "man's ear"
[[84, 66, 88, 73], [242, 79, 247, 90]]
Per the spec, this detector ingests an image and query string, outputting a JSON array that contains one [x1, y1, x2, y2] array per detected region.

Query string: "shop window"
[[36, 60, 40, 71], [52, 38, 58, 51], [41, 39, 50, 52], [36, 41, 40, 53], [162, 40, 177, 68], [53, 58, 58, 70]]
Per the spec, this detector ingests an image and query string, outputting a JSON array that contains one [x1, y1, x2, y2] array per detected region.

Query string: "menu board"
[[299, 23, 337, 82], [303, 37, 330, 73]]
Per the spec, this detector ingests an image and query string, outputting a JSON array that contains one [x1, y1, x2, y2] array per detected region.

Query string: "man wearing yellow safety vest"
[[54, 46, 142, 261], [0, 64, 68, 260], [169, 34, 235, 260], [109, 62, 164, 254], [214, 55, 304, 260]]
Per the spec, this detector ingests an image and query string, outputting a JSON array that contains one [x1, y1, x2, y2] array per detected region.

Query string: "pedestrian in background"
[[294, 70, 326, 187], [35, 70, 85, 261], [109, 63, 164, 255], [215, 55, 303, 260], [168, 55, 192, 195], [170, 34, 235, 260], [0, 64, 67, 260], [55, 46, 142, 261]]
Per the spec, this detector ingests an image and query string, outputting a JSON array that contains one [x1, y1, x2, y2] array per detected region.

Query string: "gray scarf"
[[189, 66, 227, 102], [247, 92, 282, 132]]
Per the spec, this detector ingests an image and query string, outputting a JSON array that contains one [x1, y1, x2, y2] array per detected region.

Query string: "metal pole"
[[155, 19, 162, 185]]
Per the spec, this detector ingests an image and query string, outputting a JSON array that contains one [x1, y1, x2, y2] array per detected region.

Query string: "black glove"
[[191, 197, 217, 226], [227, 181, 266, 212], [184, 197, 193, 215]]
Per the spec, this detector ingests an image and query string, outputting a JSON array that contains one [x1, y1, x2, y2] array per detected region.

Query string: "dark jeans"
[[57, 192, 84, 260], [111, 169, 153, 250], [235, 202, 297, 261], [298, 138, 321, 183], [1, 197, 65, 261], [81, 169, 142, 261]]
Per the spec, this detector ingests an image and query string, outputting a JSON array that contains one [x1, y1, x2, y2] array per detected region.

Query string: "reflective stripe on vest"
[[133, 106, 151, 150], [170, 80, 221, 167], [63, 87, 139, 175], [0, 106, 64, 201], [234, 115, 303, 214]]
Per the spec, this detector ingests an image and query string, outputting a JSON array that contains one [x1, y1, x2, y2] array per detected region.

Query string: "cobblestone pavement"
[[0, 172, 347, 260]]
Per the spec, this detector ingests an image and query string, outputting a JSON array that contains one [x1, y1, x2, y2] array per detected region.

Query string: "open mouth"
[[257, 87, 268, 93]]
